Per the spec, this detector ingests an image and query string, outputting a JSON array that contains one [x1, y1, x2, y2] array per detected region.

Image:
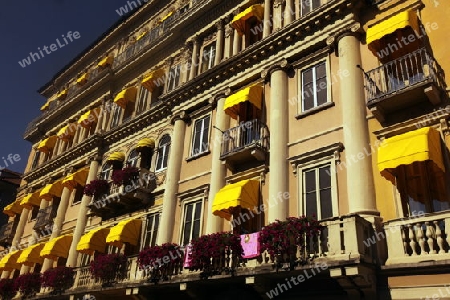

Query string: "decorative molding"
[[288, 142, 344, 175], [261, 59, 291, 82]]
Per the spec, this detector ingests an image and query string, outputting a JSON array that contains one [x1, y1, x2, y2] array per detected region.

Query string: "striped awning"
[[76, 73, 89, 85], [40, 180, 64, 201], [0, 250, 22, 271], [113, 87, 138, 109], [3, 199, 23, 217], [106, 219, 142, 248], [107, 152, 126, 162], [98, 56, 114, 67], [62, 168, 90, 190], [20, 192, 41, 209], [77, 227, 111, 255], [57, 89, 68, 99], [17, 243, 45, 267], [136, 138, 155, 149], [141, 69, 165, 92], [57, 123, 77, 141], [37, 136, 58, 154], [224, 84, 263, 119], [40, 98, 56, 111], [40, 234, 73, 260], [231, 5, 264, 35], [78, 107, 101, 128]]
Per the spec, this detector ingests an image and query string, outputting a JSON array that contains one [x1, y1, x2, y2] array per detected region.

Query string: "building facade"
[[1, 0, 449, 299]]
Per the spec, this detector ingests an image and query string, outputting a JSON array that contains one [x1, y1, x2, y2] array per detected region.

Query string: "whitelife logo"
[[18, 31, 81, 68]]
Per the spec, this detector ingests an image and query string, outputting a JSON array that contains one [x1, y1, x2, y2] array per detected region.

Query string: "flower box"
[[42, 266, 74, 295], [89, 253, 127, 286], [137, 243, 183, 283]]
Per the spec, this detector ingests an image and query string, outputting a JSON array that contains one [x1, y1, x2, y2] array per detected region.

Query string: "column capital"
[[274, 0, 284, 8], [86, 155, 102, 165], [261, 59, 291, 82], [326, 23, 362, 48], [208, 88, 231, 107], [215, 19, 224, 30], [225, 24, 234, 38], [170, 111, 191, 125]]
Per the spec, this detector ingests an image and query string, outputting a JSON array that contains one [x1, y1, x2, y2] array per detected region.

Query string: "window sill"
[[185, 150, 211, 162], [295, 102, 335, 120]]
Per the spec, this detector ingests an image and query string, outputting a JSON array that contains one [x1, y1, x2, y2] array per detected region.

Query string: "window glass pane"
[[312, 0, 321, 10], [201, 117, 210, 152], [319, 166, 331, 189], [320, 189, 332, 219], [151, 214, 159, 246], [304, 170, 316, 193], [316, 78, 327, 106], [305, 192, 317, 217]]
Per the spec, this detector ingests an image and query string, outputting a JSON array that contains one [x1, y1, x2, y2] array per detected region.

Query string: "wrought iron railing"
[[364, 48, 446, 104], [220, 119, 269, 158], [33, 205, 57, 231], [0, 222, 16, 245]]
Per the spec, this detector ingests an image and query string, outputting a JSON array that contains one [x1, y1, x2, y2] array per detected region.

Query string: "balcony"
[[383, 210, 450, 267], [0, 222, 17, 247], [33, 205, 57, 233], [364, 48, 446, 122], [69, 215, 377, 298], [220, 119, 269, 169], [88, 171, 156, 219]]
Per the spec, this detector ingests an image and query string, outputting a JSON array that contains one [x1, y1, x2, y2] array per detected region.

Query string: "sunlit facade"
[[1, 0, 449, 299]]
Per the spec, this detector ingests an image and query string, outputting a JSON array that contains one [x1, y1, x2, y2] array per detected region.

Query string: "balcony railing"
[[364, 48, 446, 105], [0, 222, 17, 246], [33, 205, 57, 232], [220, 119, 269, 160], [72, 215, 375, 291], [384, 211, 450, 266]]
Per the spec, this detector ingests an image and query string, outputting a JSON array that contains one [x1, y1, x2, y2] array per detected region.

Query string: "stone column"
[[189, 37, 200, 80], [224, 24, 234, 60], [335, 30, 377, 215], [11, 208, 31, 251], [285, 0, 295, 24], [215, 20, 224, 65], [232, 28, 241, 56], [263, 0, 272, 38], [66, 157, 101, 267], [273, 0, 284, 31], [205, 92, 230, 234], [157, 112, 189, 244], [41, 185, 72, 273], [262, 60, 290, 223]]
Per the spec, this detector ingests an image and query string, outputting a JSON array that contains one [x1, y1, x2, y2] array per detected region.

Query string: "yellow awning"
[[40, 98, 56, 111], [107, 152, 126, 162], [17, 243, 45, 267], [3, 199, 23, 217], [136, 31, 147, 41], [378, 127, 445, 183], [0, 250, 22, 271], [78, 107, 101, 128], [160, 11, 173, 22], [98, 56, 114, 67], [231, 5, 264, 35], [20, 192, 41, 210], [77, 227, 111, 255], [57, 123, 77, 141], [141, 69, 166, 92], [113, 87, 138, 109], [37, 136, 58, 154], [224, 84, 263, 119], [136, 138, 155, 149], [367, 10, 420, 53], [40, 180, 64, 201], [40, 234, 73, 260], [106, 219, 142, 248], [62, 168, 90, 190], [212, 179, 260, 221], [76, 73, 89, 85], [57, 89, 68, 99]]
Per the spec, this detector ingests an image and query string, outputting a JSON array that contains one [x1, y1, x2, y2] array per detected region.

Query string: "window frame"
[[166, 64, 181, 92], [297, 156, 339, 220], [110, 103, 122, 129], [200, 42, 216, 73], [189, 114, 211, 158], [179, 198, 204, 246], [136, 86, 150, 115], [141, 211, 161, 249], [127, 149, 140, 168], [31, 150, 41, 170], [155, 134, 171, 172], [300, 0, 322, 17], [296, 57, 333, 116]]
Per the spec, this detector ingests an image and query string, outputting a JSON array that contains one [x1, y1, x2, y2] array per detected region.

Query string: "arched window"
[[127, 149, 140, 168], [100, 162, 114, 180], [155, 134, 171, 171]]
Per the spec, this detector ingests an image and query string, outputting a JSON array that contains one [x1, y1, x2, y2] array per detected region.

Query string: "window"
[[155, 135, 171, 171], [181, 200, 202, 245], [395, 161, 450, 217], [302, 164, 334, 220], [166, 64, 181, 92], [245, 16, 262, 47], [190, 115, 210, 157], [136, 87, 149, 115], [301, 61, 328, 112], [200, 43, 216, 73], [110, 103, 122, 129], [127, 149, 140, 168], [100, 162, 114, 180], [300, 0, 321, 17], [72, 185, 84, 205], [142, 213, 160, 248], [31, 151, 40, 170]]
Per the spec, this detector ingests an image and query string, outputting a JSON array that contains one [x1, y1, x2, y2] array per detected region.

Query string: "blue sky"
[[0, 0, 137, 173]]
